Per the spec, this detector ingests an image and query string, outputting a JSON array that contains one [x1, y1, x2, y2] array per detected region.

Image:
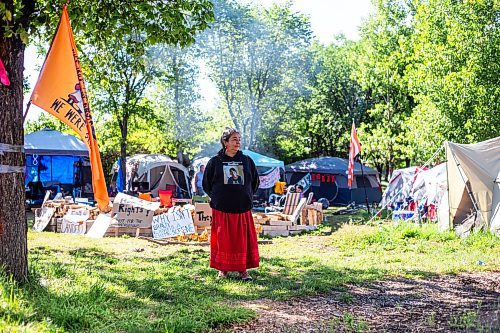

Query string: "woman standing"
[[202, 127, 260, 280]]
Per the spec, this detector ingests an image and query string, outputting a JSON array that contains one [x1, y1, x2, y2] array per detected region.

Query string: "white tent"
[[445, 137, 500, 234]]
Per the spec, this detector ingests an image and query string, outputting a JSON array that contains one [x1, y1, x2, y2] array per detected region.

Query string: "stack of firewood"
[[252, 212, 315, 237]]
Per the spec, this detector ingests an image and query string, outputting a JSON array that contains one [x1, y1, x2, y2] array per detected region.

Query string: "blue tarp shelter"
[[24, 129, 90, 196], [285, 157, 382, 205], [242, 149, 284, 169]]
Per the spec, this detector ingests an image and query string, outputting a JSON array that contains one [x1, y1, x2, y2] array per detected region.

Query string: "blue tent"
[[242, 149, 284, 169], [24, 129, 90, 198], [285, 157, 382, 205]]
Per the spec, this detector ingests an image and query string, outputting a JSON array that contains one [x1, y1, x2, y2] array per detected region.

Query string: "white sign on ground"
[[86, 214, 112, 238], [33, 207, 55, 232], [61, 208, 89, 235], [152, 208, 195, 239], [112, 193, 160, 228]]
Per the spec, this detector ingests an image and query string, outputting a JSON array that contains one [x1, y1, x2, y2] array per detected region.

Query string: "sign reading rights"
[[112, 193, 160, 228], [152, 209, 195, 239], [61, 208, 89, 235]]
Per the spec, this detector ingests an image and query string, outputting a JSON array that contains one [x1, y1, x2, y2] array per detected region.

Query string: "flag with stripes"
[[347, 120, 361, 188]]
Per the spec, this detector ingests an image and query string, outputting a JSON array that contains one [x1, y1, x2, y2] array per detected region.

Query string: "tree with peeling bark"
[[0, 0, 213, 282]]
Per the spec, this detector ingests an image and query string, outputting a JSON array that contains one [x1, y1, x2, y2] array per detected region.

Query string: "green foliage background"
[[22, 0, 500, 177]]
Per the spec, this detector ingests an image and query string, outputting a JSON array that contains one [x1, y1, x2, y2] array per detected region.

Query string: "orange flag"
[[30, 5, 109, 211]]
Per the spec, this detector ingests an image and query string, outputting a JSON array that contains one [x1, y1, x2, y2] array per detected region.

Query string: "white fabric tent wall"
[[412, 163, 447, 205], [446, 136, 500, 233]]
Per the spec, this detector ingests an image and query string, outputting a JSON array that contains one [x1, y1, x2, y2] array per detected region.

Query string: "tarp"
[[242, 149, 284, 169], [24, 129, 88, 156], [446, 136, 500, 233], [286, 157, 378, 175], [380, 166, 426, 207], [412, 163, 447, 205]]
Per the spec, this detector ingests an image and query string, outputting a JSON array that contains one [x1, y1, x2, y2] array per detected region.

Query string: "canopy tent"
[[111, 154, 191, 198], [285, 157, 381, 205], [24, 129, 91, 198], [25, 128, 88, 156], [241, 149, 285, 169], [445, 137, 500, 234]]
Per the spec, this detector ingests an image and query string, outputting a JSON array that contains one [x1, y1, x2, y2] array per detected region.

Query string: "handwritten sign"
[[259, 167, 281, 189], [33, 207, 55, 232], [112, 193, 159, 228], [193, 203, 212, 227], [86, 214, 112, 238], [61, 208, 89, 235], [152, 208, 195, 239], [113, 193, 160, 211]]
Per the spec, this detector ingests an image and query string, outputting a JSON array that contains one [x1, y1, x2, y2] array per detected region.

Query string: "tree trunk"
[[0, 35, 28, 281]]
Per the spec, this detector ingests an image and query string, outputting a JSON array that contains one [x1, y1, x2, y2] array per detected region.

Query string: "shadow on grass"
[[4, 235, 493, 333]]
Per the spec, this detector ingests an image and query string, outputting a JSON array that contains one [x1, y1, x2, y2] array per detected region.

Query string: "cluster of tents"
[[381, 136, 499, 235], [24, 129, 499, 235]]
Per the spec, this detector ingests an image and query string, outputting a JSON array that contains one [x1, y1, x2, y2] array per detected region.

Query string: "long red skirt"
[[210, 209, 260, 272]]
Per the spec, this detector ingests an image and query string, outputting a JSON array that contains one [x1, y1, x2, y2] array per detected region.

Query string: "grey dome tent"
[[285, 157, 381, 205], [111, 154, 191, 198]]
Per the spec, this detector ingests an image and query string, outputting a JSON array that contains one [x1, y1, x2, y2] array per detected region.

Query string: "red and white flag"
[[347, 120, 361, 188]]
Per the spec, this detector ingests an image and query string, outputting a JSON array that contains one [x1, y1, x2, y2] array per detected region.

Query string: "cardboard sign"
[[33, 207, 55, 232], [112, 193, 160, 211], [86, 214, 112, 238], [61, 208, 89, 235], [41, 190, 51, 207], [112, 193, 159, 228], [152, 208, 195, 239], [193, 203, 212, 227]]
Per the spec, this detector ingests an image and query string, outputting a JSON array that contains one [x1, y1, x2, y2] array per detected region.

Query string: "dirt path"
[[225, 271, 500, 332]]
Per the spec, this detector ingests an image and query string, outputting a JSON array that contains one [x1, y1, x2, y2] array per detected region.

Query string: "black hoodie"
[[202, 150, 259, 213]]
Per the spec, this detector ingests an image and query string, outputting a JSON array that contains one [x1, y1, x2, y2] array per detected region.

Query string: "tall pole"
[[359, 155, 371, 215]]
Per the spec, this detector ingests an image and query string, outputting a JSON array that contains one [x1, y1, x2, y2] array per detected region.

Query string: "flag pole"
[[358, 154, 371, 215], [22, 101, 31, 123]]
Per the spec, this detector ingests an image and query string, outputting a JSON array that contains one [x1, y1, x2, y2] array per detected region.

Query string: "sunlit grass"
[[1, 217, 499, 332]]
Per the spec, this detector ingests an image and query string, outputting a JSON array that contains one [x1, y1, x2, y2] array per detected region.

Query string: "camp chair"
[[265, 192, 301, 214], [282, 192, 302, 215], [306, 192, 314, 205], [158, 190, 173, 207], [287, 198, 308, 224]]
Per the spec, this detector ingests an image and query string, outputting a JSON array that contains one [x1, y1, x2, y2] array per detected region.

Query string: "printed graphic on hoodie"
[[223, 162, 244, 185]]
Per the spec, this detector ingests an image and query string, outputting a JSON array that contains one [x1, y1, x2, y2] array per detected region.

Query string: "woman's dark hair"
[[229, 167, 237, 174], [220, 127, 240, 151]]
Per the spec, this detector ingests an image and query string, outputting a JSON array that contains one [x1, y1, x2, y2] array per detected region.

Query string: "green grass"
[[1, 218, 499, 332]]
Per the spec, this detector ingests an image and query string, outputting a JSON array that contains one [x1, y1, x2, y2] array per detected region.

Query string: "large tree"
[[0, 0, 213, 281], [202, 0, 311, 148], [355, 0, 416, 178]]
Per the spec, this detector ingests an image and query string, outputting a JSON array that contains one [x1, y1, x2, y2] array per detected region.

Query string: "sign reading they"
[[112, 193, 160, 228], [152, 208, 195, 239], [193, 203, 212, 227]]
